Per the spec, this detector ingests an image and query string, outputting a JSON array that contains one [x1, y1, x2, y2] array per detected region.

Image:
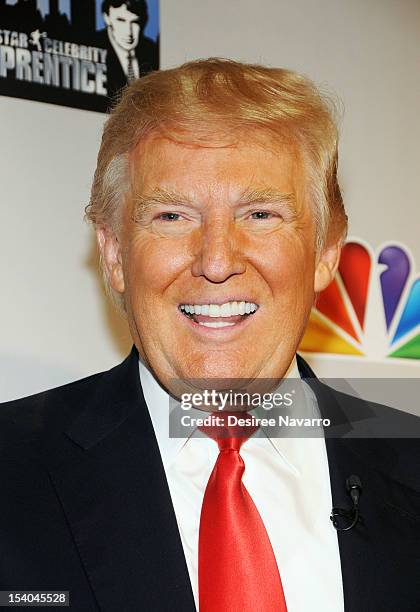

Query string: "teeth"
[[230, 301, 238, 315], [220, 303, 232, 316], [199, 321, 236, 328], [180, 300, 259, 318], [209, 304, 220, 317]]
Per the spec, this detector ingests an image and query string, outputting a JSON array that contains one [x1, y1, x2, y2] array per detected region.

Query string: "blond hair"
[[86, 58, 347, 307]]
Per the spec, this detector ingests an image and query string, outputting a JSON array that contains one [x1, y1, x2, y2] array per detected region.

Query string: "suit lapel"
[[49, 348, 196, 612], [325, 436, 420, 612], [107, 46, 128, 93], [297, 355, 420, 612]]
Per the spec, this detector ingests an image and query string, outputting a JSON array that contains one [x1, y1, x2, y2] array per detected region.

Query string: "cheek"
[[124, 234, 190, 304], [254, 232, 315, 292]]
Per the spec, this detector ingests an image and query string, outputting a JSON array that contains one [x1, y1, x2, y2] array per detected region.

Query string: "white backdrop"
[[1, 0, 419, 401]]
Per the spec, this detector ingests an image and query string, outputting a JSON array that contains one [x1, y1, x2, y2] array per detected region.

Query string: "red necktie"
[[198, 414, 288, 612]]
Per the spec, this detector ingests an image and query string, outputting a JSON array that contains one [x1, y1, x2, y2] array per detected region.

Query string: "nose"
[[191, 213, 246, 282]]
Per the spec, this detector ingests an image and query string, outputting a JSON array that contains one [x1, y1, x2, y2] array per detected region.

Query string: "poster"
[[0, 0, 159, 112]]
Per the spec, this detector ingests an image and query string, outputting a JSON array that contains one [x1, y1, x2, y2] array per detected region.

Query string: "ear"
[[96, 226, 125, 294], [103, 13, 111, 27], [314, 239, 342, 293]]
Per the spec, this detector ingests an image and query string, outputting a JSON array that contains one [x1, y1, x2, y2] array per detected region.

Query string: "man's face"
[[101, 134, 340, 391], [104, 4, 141, 51]]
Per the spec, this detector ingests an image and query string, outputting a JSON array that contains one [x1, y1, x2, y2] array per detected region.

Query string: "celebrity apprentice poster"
[[0, 0, 159, 112]]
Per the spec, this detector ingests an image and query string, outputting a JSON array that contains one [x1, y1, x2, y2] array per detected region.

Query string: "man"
[[0, 60, 418, 611], [97, 0, 158, 102]]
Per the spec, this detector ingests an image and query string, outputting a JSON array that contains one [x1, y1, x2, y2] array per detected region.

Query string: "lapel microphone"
[[330, 475, 362, 531]]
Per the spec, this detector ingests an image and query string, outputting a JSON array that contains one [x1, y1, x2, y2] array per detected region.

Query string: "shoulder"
[[297, 354, 420, 491], [0, 366, 112, 468], [94, 28, 109, 48], [325, 384, 420, 494], [297, 353, 420, 433], [0, 370, 103, 433], [0, 348, 139, 497], [136, 35, 159, 66], [0, 348, 138, 452], [138, 34, 157, 50]]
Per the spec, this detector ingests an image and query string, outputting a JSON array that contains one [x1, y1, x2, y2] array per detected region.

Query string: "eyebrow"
[[236, 188, 297, 210], [133, 188, 192, 213], [132, 187, 297, 215]]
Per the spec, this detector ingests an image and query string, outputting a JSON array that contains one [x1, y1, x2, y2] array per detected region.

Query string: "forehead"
[[129, 134, 302, 201]]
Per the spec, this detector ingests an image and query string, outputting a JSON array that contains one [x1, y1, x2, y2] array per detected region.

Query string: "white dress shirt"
[[139, 358, 344, 611]]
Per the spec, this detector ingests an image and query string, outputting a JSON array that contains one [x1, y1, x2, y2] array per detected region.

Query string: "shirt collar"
[[139, 357, 320, 471], [139, 359, 187, 467]]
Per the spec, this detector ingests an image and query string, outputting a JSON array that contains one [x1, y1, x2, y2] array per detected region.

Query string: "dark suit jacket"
[[0, 347, 419, 611], [95, 29, 159, 104]]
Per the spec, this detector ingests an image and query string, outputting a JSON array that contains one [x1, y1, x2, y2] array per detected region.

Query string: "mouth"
[[179, 300, 259, 329]]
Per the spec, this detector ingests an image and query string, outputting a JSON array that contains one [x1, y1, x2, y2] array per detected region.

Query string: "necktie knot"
[[217, 436, 243, 452], [198, 411, 258, 452]]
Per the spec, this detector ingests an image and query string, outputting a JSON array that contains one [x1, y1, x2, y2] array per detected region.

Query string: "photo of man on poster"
[[97, 0, 159, 100]]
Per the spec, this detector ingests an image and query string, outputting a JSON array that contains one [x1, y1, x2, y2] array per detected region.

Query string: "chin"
[[178, 356, 257, 385]]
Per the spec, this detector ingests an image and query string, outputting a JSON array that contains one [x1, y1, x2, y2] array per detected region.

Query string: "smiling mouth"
[[179, 300, 259, 328]]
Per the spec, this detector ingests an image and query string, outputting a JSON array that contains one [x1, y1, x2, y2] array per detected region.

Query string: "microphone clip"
[[330, 475, 363, 531]]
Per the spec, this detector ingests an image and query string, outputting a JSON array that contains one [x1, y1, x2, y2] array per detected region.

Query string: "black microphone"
[[330, 475, 362, 531]]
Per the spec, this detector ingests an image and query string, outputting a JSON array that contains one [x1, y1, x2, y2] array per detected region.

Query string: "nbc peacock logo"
[[300, 240, 420, 362]]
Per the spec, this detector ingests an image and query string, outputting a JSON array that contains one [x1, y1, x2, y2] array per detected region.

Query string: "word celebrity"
[[1, 59, 418, 612]]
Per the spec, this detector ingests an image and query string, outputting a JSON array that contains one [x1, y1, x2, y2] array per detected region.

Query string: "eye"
[[157, 212, 182, 221], [250, 211, 273, 220]]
